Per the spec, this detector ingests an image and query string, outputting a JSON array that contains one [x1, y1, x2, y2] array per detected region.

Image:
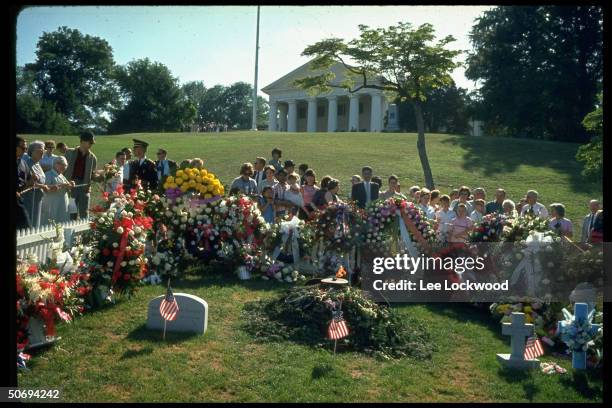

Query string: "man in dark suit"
[[128, 139, 158, 191], [351, 166, 379, 208], [155, 148, 177, 186]]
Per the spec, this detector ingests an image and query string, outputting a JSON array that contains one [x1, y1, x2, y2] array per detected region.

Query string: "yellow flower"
[[523, 306, 533, 314], [169, 182, 177, 189], [176, 178, 184, 186], [188, 173, 196, 180], [204, 193, 212, 199], [181, 173, 189, 181], [180, 184, 189, 193], [196, 176, 202, 183], [200, 169, 208, 177], [166, 176, 174, 183], [188, 180, 196, 188], [176, 170, 184, 178]]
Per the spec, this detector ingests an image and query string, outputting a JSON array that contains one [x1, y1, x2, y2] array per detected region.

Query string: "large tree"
[[466, 6, 603, 142], [576, 92, 602, 180], [25, 26, 119, 129], [294, 22, 461, 188], [109, 58, 196, 133]]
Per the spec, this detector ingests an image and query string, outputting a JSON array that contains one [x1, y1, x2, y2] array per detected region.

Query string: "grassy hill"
[[22, 131, 602, 233]]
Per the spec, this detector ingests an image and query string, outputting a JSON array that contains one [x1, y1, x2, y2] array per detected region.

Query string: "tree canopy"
[[466, 6, 603, 142], [294, 22, 463, 188]]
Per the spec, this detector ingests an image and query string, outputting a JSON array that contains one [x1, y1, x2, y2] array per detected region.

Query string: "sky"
[[16, 6, 494, 97]]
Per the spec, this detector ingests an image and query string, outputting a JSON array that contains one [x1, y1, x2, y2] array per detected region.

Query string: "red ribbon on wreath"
[[111, 226, 131, 284]]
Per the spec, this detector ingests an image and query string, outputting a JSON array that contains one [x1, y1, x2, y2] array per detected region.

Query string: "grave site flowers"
[[163, 166, 225, 198], [16, 259, 85, 351]]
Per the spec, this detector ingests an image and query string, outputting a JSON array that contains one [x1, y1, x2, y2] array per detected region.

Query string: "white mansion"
[[262, 60, 400, 133]]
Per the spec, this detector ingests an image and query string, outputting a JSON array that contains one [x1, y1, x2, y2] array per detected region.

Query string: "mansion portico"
[[262, 60, 399, 132]]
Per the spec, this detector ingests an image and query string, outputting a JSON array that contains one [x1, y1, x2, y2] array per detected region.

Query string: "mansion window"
[[317, 106, 325, 117], [298, 107, 306, 119], [338, 104, 346, 116]]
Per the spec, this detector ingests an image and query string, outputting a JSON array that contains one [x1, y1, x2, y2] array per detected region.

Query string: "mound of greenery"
[[242, 285, 436, 360]]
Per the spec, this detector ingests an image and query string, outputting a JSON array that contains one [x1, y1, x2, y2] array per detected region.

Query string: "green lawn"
[[23, 131, 601, 233], [17, 131, 603, 402], [18, 272, 602, 403]]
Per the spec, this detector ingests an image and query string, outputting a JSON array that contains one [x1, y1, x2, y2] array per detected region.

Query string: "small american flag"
[[524, 336, 544, 360], [328, 309, 349, 340], [160, 286, 179, 321]]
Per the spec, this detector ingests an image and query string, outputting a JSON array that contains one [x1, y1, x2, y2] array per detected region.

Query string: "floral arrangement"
[[264, 217, 315, 264], [489, 298, 564, 338], [163, 166, 225, 198], [502, 214, 550, 242], [86, 196, 153, 296], [469, 213, 507, 243], [364, 197, 435, 255], [557, 306, 603, 353], [16, 259, 84, 350], [311, 202, 365, 253], [259, 256, 306, 283]]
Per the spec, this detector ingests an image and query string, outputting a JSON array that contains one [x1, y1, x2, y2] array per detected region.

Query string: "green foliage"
[[576, 93, 602, 179], [182, 81, 268, 129], [16, 95, 73, 135], [25, 26, 119, 129], [466, 6, 603, 142], [243, 285, 436, 360], [109, 58, 195, 133]]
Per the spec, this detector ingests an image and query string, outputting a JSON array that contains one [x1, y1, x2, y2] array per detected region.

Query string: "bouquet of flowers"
[[557, 306, 603, 352], [311, 202, 365, 253], [489, 298, 563, 337], [469, 213, 507, 243], [163, 166, 225, 199], [264, 217, 315, 264], [364, 197, 435, 255], [16, 259, 84, 350], [259, 256, 306, 283], [86, 201, 153, 296], [502, 214, 550, 242]]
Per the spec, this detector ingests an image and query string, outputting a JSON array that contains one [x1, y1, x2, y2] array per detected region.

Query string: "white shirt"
[[436, 209, 457, 235], [122, 162, 130, 181], [520, 202, 549, 219], [364, 181, 372, 204], [470, 210, 484, 223]]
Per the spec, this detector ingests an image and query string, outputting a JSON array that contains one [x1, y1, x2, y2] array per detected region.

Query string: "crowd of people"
[[16, 136, 604, 246]]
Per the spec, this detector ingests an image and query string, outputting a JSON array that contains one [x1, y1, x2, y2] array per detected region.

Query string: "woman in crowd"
[[42, 156, 75, 224], [191, 158, 204, 169], [230, 162, 258, 195], [312, 175, 332, 209], [323, 179, 342, 206], [430, 189, 441, 211], [258, 165, 278, 194], [451, 186, 473, 214], [449, 189, 459, 202], [21, 141, 49, 228], [502, 199, 518, 218], [549, 203, 573, 238], [300, 169, 319, 219], [448, 203, 474, 243], [380, 175, 405, 200]]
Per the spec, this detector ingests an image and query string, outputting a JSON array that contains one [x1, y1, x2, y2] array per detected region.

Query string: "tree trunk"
[[412, 101, 435, 189]]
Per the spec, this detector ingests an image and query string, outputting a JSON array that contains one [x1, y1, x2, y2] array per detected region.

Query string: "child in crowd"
[[470, 199, 485, 223], [258, 186, 275, 224], [284, 172, 304, 215], [435, 195, 456, 243], [449, 203, 474, 243], [298, 163, 309, 185]]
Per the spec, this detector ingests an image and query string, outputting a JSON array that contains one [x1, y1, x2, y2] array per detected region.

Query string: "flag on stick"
[[160, 285, 179, 322], [328, 309, 349, 340], [524, 336, 544, 360]]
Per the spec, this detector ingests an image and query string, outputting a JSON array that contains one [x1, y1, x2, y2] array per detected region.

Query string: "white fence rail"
[[16, 219, 91, 261]]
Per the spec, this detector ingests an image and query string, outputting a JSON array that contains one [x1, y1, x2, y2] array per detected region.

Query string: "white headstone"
[[147, 293, 208, 334], [496, 312, 539, 369]]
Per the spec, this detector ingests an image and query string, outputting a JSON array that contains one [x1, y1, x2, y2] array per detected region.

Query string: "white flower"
[[116, 226, 124, 234], [102, 234, 108, 240], [120, 261, 127, 267], [129, 260, 135, 265], [107, 261, 114, 267], [112, 242, 119, 248], [134, 227, 142, 234]]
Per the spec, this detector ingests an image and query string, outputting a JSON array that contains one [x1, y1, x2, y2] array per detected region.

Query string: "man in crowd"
[[252, 157, 267, 186], [351, 166, 379, 209], [121, 147, 132, 189], [268, 148, 283, 172], [64, 131, 97, 220], [128, 139, 158, 190], [486, 188, 506, 214], [39, 140, 58, 172], [155, 148, 177, 185], [469, 187, 486, 208], [581, 199, 601, 244], [520, 190, 549, 219]]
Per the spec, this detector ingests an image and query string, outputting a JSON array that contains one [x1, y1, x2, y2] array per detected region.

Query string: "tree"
[[182, 81, 207, 128], [25, 26, 119, 129], [466, 6, 603, 142], [109, 58, 195, 133], [397, 81, 470, 134], [576, 92, 602, 180], [294, 22, 462, 188]]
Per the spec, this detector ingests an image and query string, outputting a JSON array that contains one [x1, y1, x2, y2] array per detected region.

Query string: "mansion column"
[[268, 100, 278, 132], [287, 100, 298, 132], [327, 96, 337, 132], [278, 104, 288, 132], [370, 93, 382, 132], [307, 98, 317, 133], [348, 93, 360, 131]]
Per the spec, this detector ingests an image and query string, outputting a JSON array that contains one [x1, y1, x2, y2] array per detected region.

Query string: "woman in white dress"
[[42, 156, 75, 224]]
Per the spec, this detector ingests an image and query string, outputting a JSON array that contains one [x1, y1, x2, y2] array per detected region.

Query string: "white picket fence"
[[16, 219, 91, 261]]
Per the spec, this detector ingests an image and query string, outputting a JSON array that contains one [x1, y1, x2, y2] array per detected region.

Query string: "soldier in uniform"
[[128, 139, 158, 190]]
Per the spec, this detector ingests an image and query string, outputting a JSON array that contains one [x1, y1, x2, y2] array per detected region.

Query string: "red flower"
[[102, 248, 111, 256], [112, 249, 120, 257], [90, 223, 97, 230], [27, 264, 38, 274], [123, 274, 131, 281]]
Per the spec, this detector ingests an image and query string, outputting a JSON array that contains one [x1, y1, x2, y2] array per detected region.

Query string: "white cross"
[[501, 312, 534, 360]]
